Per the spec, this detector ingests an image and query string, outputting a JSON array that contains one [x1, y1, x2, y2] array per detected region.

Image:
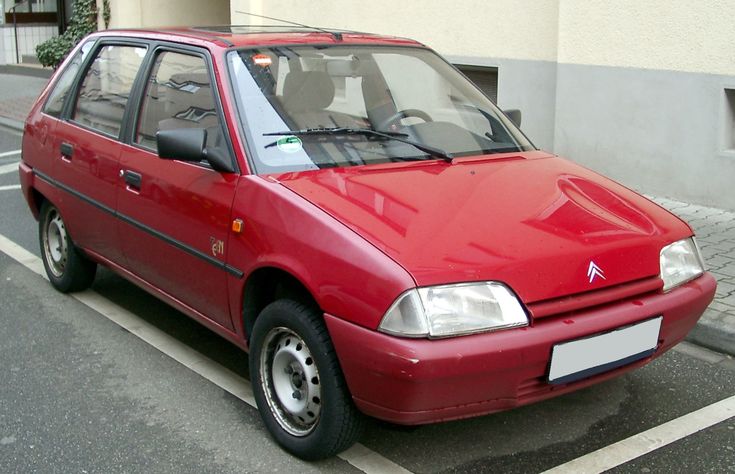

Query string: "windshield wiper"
[[263, 127, 454, 162]]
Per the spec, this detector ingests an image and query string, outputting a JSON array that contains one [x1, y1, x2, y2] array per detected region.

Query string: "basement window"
[[455, 65, 499, 103], [725, 88, 735, 152]]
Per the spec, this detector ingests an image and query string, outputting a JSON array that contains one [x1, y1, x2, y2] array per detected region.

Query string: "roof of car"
[[95, 25, 424, 49]]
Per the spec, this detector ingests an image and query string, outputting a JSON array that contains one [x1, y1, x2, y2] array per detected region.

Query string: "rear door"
[[49, 41, 148, 265], [116, 46, 239, 330]]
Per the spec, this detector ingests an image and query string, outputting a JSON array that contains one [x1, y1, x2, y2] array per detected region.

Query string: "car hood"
[[274, 152, 691, 304]]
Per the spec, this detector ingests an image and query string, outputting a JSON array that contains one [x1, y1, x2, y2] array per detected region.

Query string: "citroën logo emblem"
[[587, 261, 606, 283]]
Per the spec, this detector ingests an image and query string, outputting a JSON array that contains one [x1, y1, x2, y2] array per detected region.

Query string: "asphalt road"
[[0, 125, 733, 473]]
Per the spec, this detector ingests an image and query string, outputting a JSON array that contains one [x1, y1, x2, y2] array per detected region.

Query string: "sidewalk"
[[0, 70, 50, 131], [0, 69, 733, 357], [651, 197, 735, 355]]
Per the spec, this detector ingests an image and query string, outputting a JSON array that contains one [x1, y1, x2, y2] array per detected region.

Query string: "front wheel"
[[39, 201, 96, 292], [249, 300, 364, 460]]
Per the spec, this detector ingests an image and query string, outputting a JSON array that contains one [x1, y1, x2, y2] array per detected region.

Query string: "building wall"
[[553, 0, 735, 209], [228, 0, 735, 209], [557, 0, 735, 76], [108, 0, 230, 29]]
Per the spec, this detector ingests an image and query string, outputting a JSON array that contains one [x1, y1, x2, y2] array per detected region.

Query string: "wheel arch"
[[29, 187, 48, 219], [242, 265, 320, 344]]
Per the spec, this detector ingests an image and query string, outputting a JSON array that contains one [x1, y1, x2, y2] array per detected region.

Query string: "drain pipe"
[[9, 0, 31, 64]]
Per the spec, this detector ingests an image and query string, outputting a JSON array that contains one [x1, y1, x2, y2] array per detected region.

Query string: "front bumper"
[[324, 273, 716, 425]]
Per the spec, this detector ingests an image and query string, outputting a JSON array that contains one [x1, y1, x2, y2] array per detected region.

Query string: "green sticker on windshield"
[[276, 135, 303, 154]]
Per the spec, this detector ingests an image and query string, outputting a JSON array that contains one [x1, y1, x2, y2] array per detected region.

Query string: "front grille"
[[527, 275, 663, 320]]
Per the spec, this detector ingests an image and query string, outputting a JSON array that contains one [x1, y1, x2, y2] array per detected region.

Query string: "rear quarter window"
[[43, 41, 94, 118]]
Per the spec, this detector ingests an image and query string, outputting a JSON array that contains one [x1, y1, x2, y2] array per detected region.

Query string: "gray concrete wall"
[[448, 55, 559, 152], [554, 63, 735, 209]]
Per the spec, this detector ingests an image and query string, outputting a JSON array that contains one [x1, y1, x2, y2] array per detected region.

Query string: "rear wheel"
[[249, 300, 364, 460], [39, 201, 96, 292]]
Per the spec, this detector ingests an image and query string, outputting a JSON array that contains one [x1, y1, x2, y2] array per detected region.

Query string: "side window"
[[135, 51, 224, 152], [44, 41, 94, 117], [73, 44, 147, 137]]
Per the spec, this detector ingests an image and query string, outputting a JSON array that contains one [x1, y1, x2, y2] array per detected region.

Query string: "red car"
[[19, 26, 716, 460]]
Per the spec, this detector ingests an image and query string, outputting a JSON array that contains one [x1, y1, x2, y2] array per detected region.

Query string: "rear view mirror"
[[326, 57, 373, 77], [503, 109, 522, 128]]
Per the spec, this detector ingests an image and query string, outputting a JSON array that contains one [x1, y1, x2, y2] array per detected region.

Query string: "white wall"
[[231, 0, 560, 61], [557, 0, 735, 75], [107, 0, 230, 29], [0, 25, 57, 65]]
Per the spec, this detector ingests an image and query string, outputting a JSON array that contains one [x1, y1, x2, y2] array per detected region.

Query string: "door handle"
[[60, 142, 73, 160], [123, 170, 142, 190]]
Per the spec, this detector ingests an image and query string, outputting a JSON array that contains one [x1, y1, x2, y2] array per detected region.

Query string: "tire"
[[39, 201, 96, 293], [249, 299, 364, 460]]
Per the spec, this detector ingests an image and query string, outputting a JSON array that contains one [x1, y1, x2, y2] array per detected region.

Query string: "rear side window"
[[135, 51, 224, 152], [43, 41, 94, 117], [73, 44, 147, 137]]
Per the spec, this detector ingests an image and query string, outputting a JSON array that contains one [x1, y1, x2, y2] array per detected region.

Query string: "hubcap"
[[43, 209, 69, 278], [260, 327, 322, 436]]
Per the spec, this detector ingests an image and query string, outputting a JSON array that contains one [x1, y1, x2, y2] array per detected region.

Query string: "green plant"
[[36, 0, 101, 69], [102, 0, 111, 29]]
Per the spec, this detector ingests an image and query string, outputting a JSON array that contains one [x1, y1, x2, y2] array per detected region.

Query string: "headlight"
[[660, 237, 705, 292], [378, 282, 528, 338]]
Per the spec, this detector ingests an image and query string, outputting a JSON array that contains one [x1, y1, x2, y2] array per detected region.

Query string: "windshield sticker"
[[276, 136, 303, 154]]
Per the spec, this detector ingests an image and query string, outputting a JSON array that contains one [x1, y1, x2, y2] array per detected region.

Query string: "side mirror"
[[204, 147, 235, 173], [156, 128, 235, 173], [157, 128, 206, 162], [503, 109, 522, 128]]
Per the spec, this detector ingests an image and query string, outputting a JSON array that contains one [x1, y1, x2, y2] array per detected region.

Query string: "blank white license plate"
[[548, 316, 662, 384]]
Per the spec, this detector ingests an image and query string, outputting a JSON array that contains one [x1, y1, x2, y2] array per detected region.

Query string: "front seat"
[[280, 71, 344, 129]]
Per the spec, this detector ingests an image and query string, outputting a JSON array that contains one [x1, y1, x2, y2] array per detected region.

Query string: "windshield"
[[227, 46, 534, 174]]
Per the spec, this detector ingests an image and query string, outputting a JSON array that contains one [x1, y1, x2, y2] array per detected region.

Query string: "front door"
[[116, 48, 238, 330]]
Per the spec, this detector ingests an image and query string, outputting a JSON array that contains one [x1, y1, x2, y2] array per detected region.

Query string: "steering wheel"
[[377, 108, 433, 130]]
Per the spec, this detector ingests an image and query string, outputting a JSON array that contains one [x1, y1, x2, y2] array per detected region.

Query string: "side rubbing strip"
[[33, 170, 244, 278], [115, 212, 244, 278], [35, 170, 116, 215]]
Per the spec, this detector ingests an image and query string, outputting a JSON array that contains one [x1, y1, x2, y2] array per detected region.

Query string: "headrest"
[[282, 71, 335, 112]]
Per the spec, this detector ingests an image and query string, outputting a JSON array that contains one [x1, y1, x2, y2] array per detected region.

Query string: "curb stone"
[[0, 65, 53, 79], [0, 116, 24, 133], [686, 308, 735, 357]]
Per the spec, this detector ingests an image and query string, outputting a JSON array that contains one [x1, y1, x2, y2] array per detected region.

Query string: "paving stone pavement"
[[650, 196, 735, 355], [651, 197, 735, 312]]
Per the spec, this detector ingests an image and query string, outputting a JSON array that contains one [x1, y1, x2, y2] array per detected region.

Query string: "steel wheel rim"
[[260, 327, 322, 437], [43, 209, 68, 278]]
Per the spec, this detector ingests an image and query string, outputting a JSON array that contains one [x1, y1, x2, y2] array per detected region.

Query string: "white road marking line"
[[0, 161, 20, 175], [0, 232, 411, 474], [0, 149, 21, 158], [542, 394, 735, 473], [0, 184, 21, 191]]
